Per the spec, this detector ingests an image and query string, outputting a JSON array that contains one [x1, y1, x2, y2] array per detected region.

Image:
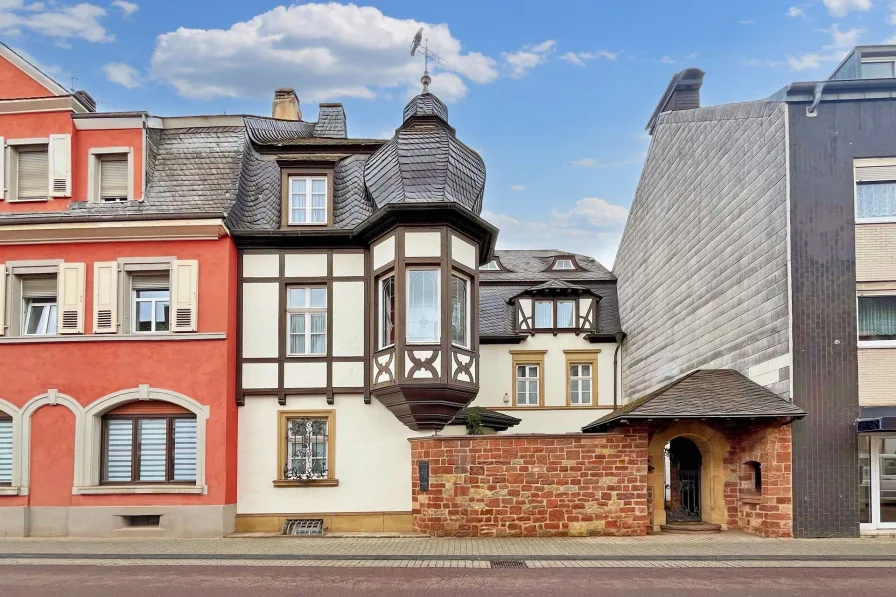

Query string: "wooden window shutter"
[[57, 262, 85, 334], [18, 149, 48, 199], [0, 137, 5, 201], [48, 134, 71, 197], [170, 260, 198, 332], [93, 261, 118, 333], [0, 264, 5, 336], [99, 156, 129, 201]]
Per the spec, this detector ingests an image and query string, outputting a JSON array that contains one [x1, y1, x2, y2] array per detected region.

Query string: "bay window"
[[287, 287, 327, 355], [102, 414, 197, 484], [451, 274, 469, 348], [557, 300, 575, 328], [406, 269, 439, 344], [378, 275, 395, 349], [534, 300, 553, 328]]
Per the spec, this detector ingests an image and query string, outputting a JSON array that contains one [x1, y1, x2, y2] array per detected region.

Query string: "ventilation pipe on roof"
[[273, 88, 302, 121], [646, 68, 705, 134]]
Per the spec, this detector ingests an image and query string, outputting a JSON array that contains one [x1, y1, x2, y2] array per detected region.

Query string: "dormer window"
[[862, 57, 896, 79], [548, 256, 580, 271], [553, 259, 575, 270], [480, 260, 500, 271], [282, 172, 332, 227]]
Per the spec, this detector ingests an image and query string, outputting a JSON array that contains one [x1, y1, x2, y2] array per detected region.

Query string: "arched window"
[[407, 269, 439, 343], [101, 401, 197, 485], [451, 275, 469, 348]]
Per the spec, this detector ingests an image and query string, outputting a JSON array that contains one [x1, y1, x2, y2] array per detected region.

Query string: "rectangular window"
[[98, 154, 129, 202], [862, 60, 896, 79], [857, 182, 896, 219], [407, 269, 440, 344], [288, 176, 328, 225], [515, 364, 540, 406], [287, 287, 327, 355], [16, 146, 49, 200], [101, 415, 197, 484], [569, 363, 593, 405], [451, 274, 469, 348], [534, 300, 553, 328], [858, 295, 896, 341], [553, 258, 575, 270], [378, 275, 395, 349], [0, 418, 11, 486], [131, 273, 170, 333], [21, 275, 57, 336], [277, 410, 336, 485], [557, 300, 575, 328]]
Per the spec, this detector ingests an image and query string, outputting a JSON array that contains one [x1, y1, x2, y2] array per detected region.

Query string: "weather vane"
[[410, 28, 446, 93]]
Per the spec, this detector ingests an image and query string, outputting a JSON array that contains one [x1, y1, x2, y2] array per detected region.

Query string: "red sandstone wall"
[[410, 428, 649, 537]]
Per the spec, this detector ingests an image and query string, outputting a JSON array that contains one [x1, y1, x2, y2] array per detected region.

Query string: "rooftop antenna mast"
[[410, 27, 446, 93]]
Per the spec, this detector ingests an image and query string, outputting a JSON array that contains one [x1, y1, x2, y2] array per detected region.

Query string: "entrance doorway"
[[664, 437, 702, 523], [860, 435, 896, 530]]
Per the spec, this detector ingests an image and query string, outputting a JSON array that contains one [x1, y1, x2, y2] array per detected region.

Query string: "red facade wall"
[[0, 54, 53, 99], [410, 428, 650, 537]]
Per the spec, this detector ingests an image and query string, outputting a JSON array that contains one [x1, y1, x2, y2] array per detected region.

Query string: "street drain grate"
[[490, 560, 528, 569]]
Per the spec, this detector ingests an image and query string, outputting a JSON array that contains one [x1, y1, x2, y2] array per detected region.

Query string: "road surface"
[[0, 565, 893, 596]]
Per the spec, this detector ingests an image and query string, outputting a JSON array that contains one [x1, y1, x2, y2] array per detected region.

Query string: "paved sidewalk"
[[0, 533, 895, 561]]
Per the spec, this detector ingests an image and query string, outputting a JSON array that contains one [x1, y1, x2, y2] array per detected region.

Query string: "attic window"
[[862, 58, 896, 79], [480, 260, 500, 271], [553, 259, 575, 271]]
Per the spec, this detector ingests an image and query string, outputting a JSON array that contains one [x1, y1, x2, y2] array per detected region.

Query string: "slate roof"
[[449, 407, 521, 432], [481, 250, 616, 282], [582, 369, 807, 432], [403, 93, 449, 122]]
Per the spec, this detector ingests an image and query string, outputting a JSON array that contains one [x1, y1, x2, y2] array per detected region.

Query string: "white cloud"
[[112, 0, 138, 16], [509, 184, 526, 191], [570, 156, 644, 169], [103, 62, 141, 88], [501, 40, 556, 78], [150, 3, 498, 103], [0, 2, 112, 42], [10, 45, 61, 77], [825, 24, 863, 48], [559, 50, 619, 67], [659, 55, 676, 64], [787, 52, 841, 71], [823, 0, 872, 18], [484, 197, 629, 267], [788, 6, 806, 17], [888, 1, 896, 24], [740, 19, 755, 25]]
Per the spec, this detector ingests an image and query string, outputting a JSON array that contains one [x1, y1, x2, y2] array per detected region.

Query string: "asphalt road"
[[0, 566, 894, 596]]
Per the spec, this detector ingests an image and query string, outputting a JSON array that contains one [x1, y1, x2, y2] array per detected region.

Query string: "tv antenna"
[[410, 27, 446, 93]]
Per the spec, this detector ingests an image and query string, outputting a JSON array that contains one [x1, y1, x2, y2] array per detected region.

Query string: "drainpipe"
[[613, 332, 626, 410]]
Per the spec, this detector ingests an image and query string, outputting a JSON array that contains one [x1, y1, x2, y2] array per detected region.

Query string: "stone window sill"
[[0, 486, 22, 496], [272, 479, 339, 488], [73, 485, 206, 495]]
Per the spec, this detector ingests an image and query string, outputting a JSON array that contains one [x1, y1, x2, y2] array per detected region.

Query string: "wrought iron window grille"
[[283, 418, 329, 481]]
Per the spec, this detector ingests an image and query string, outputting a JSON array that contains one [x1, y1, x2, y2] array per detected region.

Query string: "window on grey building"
[[856, 182, 896, 219], [862, 60, 896, 79], [858, 295, 896, 341]]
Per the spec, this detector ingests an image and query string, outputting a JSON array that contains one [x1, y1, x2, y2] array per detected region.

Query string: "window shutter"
[[170, 260, 198, 332], [0, 264, 5, 337], [137, 419, 168, 482], [0, 419, 12, 484], [0, 137, 5, 201], [173, 418, 197, 482], [18, 150, 49, 199], [21, 276, 57, 298], [99, 157, 128, 201], [130, 273, 169, 290], [57, 262, 85, 334], [93, 262, 118, 334], [856, 165, 896, 182], [48, 134, 71, 197]]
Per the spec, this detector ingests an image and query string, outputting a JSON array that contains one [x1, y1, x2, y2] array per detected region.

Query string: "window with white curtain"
[[557, 300, 575, 328], [858, 294, 896, 341], [0, 417, 11, 485], [569, 364, 593, 405], [407, 269, 440, 343], [451, 274, 469, 348], [102, 415, 197, 484], [287, 287, 327, 355], [515, 364, 540, 406], [553, 258, 575, 270], [857, 182, 896, 219], [534, 300, 553, 328], [288, 176, 328, 225]]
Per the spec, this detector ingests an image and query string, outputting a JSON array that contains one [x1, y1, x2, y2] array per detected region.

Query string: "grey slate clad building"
[[615, 45, 896, 537]]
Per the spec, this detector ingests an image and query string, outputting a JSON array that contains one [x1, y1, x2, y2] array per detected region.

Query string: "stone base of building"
[[235, 512, 413, 534], [0, 504, 236, 538]]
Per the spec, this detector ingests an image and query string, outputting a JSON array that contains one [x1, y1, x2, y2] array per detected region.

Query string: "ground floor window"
[[102, 413, 197, 484], [859, 435, 896, 527], [0, 417, 11, 485], [276, 410, 336, 485]]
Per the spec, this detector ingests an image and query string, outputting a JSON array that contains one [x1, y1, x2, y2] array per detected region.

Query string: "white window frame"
[[480, 260, 500, 271], [515, 364, 540, 406], [860, 435, 896, 531], [450, 273, 471, 349], [131, 287, 171, 334], [569, 363, 593, 406], [857, 290, 896, 348], [87, 147, 134, 203], [287, 175, 328, 226], [534, 300, 553, 328], [378, 274, 395, 350], [553, 258, 575, 270], [5, 138, 50, 203], [286, 286, 328, 356], [406, 267, 440, 345], [557, 299, 576, 329], [862, 57, 896, 79], [22, 297, 57, 336]]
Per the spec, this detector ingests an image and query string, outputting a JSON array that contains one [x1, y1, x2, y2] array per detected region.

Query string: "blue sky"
[[2, 0, 895, 265]]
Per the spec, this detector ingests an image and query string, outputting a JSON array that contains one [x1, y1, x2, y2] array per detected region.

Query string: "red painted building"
[[0, 44, 239, 536]]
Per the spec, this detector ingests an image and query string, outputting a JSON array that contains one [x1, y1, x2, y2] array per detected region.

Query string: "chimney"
[[272, 88, 301, 120], [646, 68, 705, 134]]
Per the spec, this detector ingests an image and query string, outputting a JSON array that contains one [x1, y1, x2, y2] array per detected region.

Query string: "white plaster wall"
[[284, 362, 327, 388], [333, 361, 364, 387], [404, 232, 441, 258], [332, 281, 364, 357], [333, 253, 365, 278], [242, 254, 279, 278], [494, 408, 613, 434], [451, 235, 476, 269], [285, 253, 327, 278], [372, 235, 395, 271], [242, 283, 280, 358], [237, 396, 429, 514], [242, 363, 278, 389]]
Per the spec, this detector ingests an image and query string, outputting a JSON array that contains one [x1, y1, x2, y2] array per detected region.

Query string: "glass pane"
[[156, 301, 170, 332], [380, 277, 395, 348], [516, 381, 526, 404], [290, 333, 305, 355], [407, 270, 439, 343], [138, 419, 168, 482], [858, 296, 896, 340], [310, 288, 327, 308], [25, 304, 43, 335], [311, 333, 326, 354], [581, 364, 591, 377], [857, 182, 896, 219], [580, 390, 591, 404], [311, 193, 326, 208], [528, 380, 538, 399], [291, 209, 306, 223], [880, 439, 896, 523], [516, 365, 526, 378], [860, 435, 871, 524], [104, 419, 133, 482], [291, 178, 307, 195], [289, 288, 307, 308], [528, 366, 538, 378], [0, 419, 11, 484], [310, 313, 326, 333], [862, 61, 895, 79], [136, 290, 169, 299], [311, 179, 326, 194], [558, 301, 575, 328], [173, 419, 197, 482], [311, 208, 326, 223], [570, 379, 579, 394], [451, 276, 467, 346], [136, 301, 153, 332], [290, 314, 305, 334], [47, 304, 57, 334], [570, 365, 579, 377], [534, 301, 553, 327]]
